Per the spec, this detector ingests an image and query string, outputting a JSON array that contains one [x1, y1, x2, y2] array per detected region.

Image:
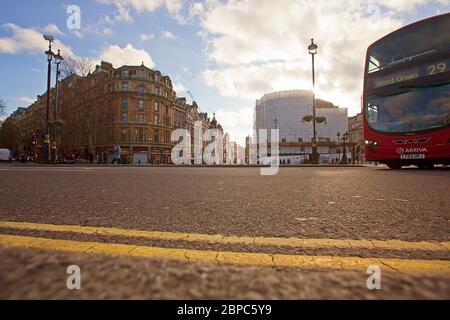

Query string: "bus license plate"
[[400, 154, 425, 159]]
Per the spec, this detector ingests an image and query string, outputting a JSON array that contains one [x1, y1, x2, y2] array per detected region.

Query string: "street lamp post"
[[273, 118, 278, 130], [308, 38, 318, 164], [41, 35, 55, 163], [51, 50, 64, 163]]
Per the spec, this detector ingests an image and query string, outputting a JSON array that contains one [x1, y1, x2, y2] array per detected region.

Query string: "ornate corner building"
[[1, 61, 224, 164]]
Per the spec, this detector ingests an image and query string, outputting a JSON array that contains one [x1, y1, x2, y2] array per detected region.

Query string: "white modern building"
[[253, 90, 350, 163]]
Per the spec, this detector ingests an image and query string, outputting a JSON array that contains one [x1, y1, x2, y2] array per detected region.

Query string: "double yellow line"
[[0, 220, 449, 274]]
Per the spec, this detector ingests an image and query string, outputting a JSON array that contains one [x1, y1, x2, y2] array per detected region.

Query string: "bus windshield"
[[367, 14, 450, 74], [365, 83, 450, 134]]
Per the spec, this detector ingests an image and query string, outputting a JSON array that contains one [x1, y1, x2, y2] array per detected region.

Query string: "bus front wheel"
[[386, 162, 402, 170]]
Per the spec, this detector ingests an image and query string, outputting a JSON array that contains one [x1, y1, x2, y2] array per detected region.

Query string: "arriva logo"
[[405, 147, 428, 153]]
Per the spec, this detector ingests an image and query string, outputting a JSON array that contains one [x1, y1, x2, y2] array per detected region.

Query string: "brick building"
[[1, 61, 222, 164], [348, 113, 365, 163]]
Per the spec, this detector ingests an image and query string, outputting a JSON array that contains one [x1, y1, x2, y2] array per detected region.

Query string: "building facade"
[[254, 90, 350, 163], [1, 61, 222, 164], [348, 113, 365, 163]]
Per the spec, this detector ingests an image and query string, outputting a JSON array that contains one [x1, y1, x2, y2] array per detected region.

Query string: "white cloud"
[[182, 66, 192, 76], [162, 30, 176, 39], [165, 0, 184, 23], [16, 96, 35, 106], [196, 0, 438, 115], [71, 30, 84, 38], [103, 28, 114, 36], [173, 82, 186, 94], [374, 0, 427, 11], [98, 44, 155, 68], [114, 2, 134, 22], [140, 33, 155, 41], [0, 23, 74, 57], [216, 107, 254, 145], [42, 23, 65, 36], [98, 0, 185, 23], [189, 2, 205, 17], [102, 15, 115, 24], [0, 37, 16, 54]]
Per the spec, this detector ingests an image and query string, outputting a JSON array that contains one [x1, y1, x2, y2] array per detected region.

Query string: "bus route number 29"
[[428, 62, 447, 75]]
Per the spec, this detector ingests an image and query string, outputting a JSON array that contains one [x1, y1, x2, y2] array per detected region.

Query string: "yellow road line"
[[0, 234, 449, 274], [0, 220, 449, 252]]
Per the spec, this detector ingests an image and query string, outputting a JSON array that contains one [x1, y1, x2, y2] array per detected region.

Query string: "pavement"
[[0, 164, 449, 299]]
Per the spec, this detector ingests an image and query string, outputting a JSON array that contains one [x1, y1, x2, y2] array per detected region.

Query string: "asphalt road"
[[0, 164, 449, 299]]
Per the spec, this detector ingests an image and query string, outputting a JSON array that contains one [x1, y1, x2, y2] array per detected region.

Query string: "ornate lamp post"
[[308, 39, 318, 164], [51, 50, 64, 163], [41, 34, 55, 163]]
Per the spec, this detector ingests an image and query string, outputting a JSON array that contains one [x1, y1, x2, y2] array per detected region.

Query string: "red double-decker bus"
[[363, 13, 450, 169]]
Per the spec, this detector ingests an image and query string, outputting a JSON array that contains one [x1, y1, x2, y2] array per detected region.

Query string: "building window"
[[137, 99, 144, 109], [121, 98, 128, 108], [137, 70, 145, 79], [154, 87, 160, 95], [298, 138, 303, 142], [136, 85, 146, 94], [165, 105, 169, 114], [154, 102, 159, 111], [153, 115, 159, 125], [121, 128, 128, 142], [122, 69, 129, 78], [153, 130, 159, 143], [134, 128, 146, 142], [136, 114, 146, 124], [121, 112, 128, 123], [122, 83, 128, 92], [281, 138, 286, 142], [164, 131, 171, 143]]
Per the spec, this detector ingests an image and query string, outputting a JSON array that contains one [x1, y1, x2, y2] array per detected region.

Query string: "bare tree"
[[0, 98, 6, 117], [61, 56, 93, 78]]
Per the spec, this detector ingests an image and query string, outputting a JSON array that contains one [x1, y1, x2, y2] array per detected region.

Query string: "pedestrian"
[[112, 144, 121, 165]]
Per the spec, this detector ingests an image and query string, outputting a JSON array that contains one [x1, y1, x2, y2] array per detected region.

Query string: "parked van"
[[0, 148, 12, 162]]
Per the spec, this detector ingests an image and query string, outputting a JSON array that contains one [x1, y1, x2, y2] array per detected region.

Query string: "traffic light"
[[32, 131, 37, 145]]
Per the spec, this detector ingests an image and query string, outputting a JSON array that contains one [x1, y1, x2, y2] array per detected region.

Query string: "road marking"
[[0, 234, 449, 273], [0, 168, 92, 172], [0, 220, 449, 252]]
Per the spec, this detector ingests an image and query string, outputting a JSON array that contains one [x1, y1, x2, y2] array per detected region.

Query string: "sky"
[[0, 0, 449, 144]]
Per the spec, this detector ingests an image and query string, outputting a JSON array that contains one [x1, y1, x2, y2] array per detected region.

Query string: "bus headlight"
[[365, 140, 378, 146]]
